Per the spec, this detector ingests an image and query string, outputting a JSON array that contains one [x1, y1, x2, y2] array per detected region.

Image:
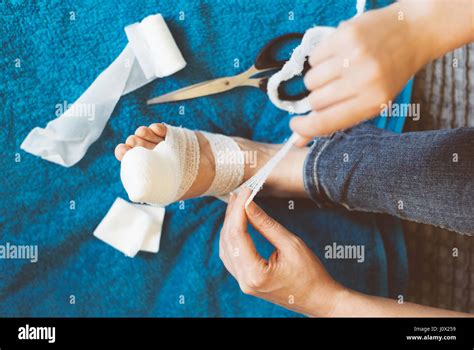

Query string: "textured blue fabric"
[[1, 0, 408, 316]]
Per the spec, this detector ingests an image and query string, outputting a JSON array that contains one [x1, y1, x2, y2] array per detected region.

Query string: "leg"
[[304, 126, 474, 235]]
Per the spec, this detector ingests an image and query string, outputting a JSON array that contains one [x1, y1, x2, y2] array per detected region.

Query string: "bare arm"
[[327, 289, 471, 317], [405, 0, 474, 62]]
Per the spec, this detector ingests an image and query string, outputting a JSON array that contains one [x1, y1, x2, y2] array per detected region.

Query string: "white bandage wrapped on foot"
[[120, 125, 244, 206]]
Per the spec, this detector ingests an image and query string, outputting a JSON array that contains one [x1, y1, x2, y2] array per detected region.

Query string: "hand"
[[219, 188, 344, 317], [220, 189, 472, 318], [290, 0, 473, 146]]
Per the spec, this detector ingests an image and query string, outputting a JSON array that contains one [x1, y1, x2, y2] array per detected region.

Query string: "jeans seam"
[[303, 138, 333, 207], [312, 139, 330, 200]]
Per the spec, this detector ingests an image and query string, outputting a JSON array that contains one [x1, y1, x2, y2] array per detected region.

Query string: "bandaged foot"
[[116, 124, 307, 206]]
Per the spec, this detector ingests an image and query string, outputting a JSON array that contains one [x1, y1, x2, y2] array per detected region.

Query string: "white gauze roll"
[[125, 15, 186, 79], [21, 14, 186, 167], [120, 126, 244, 206], [267, 26, 335, 114], [266, 0, 366, 114]]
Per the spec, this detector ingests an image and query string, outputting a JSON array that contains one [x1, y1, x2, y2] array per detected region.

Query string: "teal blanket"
[[0, 0, 408, 316]]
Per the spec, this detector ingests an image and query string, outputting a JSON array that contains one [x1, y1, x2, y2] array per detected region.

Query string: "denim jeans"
[[303, 123, 474, 235]]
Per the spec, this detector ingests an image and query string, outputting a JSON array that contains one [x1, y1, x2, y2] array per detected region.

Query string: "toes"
[[117, 123, 166, 161], [149, 123, 167, 138], [115, 143, 131, 161], [125, 135, 156, 150], [135, 126, 161, 143]]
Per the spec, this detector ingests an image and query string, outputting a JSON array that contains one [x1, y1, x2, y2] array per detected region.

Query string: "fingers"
[[290, 111, 318, 137], [301, 19, 385, 138], [245, 201, 294, 249], [220, 189, 261, 274], [221, 192, 237, 235], [294, 136, 312, 148], [307, 80, 356, 111], [308, 37, 336, 67], [295, 136, 312, 148], [225, 192, 237, 220], [227, 188, 250, 232], [304, 59, 343, 91], [290, 98, 377, 137], [219, 193, 238, 279], [219, 227, 237, 279]]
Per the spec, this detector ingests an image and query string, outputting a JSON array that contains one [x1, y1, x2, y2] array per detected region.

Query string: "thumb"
[[290, 111, 319, 140], [294, 135, 312, 148], [245, 201, 294, 248]]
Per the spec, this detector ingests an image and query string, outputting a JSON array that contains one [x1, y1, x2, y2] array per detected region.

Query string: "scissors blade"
[[147, 76, 243, 105]]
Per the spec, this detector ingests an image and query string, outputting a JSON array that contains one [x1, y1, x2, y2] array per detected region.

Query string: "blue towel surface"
[[0, 0, 408, 317]]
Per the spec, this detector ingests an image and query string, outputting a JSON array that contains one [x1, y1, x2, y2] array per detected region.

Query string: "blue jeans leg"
[[303, 123, 474, 235]]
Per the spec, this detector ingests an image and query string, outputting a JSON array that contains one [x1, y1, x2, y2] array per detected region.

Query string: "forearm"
[[400, 0, 474, 64], [329, 288, 471, 317]]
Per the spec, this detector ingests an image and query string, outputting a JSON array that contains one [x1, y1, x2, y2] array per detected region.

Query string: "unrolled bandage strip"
[[21, 14, 186, 167], [120, 125, 244, 207]]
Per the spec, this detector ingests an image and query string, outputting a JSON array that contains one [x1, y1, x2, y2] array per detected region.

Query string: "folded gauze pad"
[[94, 198, 165, 257], [120, 125, 244, 207], [21, 14, 186, 167]]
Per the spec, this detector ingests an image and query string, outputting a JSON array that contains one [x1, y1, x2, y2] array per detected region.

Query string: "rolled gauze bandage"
[[125, 15, 186, 79], [266, 26, 335, 114], [21, 14, 186, 167], [267, 0, 366, 114]]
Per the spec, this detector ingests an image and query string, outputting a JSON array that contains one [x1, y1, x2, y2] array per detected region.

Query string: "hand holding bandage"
[[219, 188, 344, 317], [291, 0, 474, 145]]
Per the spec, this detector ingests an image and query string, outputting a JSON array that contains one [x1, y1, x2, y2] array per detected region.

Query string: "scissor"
[[147, 33, 310, 105]]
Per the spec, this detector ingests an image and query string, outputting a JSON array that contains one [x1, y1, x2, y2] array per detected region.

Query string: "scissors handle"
[[254, 33, 311, 101], [254, 32, 304, 70]]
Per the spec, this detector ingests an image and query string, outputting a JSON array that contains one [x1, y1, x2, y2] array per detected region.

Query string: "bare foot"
[[115, 123, 309, 200]]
